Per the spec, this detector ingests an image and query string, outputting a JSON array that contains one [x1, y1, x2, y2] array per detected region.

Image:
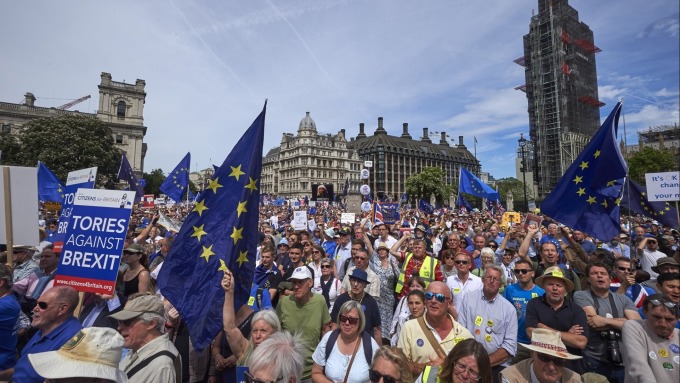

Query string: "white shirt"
[[312, 331, 380, 383], [446, 272, 483, 312]]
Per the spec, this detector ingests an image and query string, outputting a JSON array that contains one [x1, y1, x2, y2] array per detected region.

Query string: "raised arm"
[[221, 269, 248, 362], [518, 224, 540, 263]]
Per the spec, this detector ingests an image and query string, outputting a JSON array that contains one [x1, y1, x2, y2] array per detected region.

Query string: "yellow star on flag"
[[218, 259, 228, 272], [593, 150, 601, 158], [206, 178, 223, 193], [601, 200, 608, 208], [191, 224, 208, 242], [573, 175, 583, 185], [231, 226, 244, 244], [659, 211, 665, 215], [606, 180, 616, 187], [236, 250, 248, 267], [576, 188, 586, 196], [579, 161, 589, 171], [229, 165, 245, 181], [615, 198, 621, 206], [586, 196, 597, 205], [236, 200, 248, 217], [193, 200, 208, 216], [200, 245, 215, 262], [245, 177, 258, 193]]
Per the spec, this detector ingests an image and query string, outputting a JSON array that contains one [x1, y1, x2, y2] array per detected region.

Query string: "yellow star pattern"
[[245, 177, 258, 193], [191, 224, 207, 242], [229, 165, 245, 181], [593, 150, 601, 158], [601, 200, 608, 208], [576, 188, 586, 196], [586, 196, 597, 205], [230, 226, 244, 244], [236, 200, 248, 217], [606, 180, 616, 187], [236, 250, 248, 267], [192, 200, 208, 216], [200, 245, 215, 262], [573, 175, 583, 185], [579, 161, 589, 171], [218, 259, 228, 272], [206, 178, 223, 193]]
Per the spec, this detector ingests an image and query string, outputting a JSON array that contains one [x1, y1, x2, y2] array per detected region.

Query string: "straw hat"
[[520, 328, 582, 360], [535, 266, 575, 293]]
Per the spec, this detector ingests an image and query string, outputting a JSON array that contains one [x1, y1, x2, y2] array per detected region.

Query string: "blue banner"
[[378, 203, 400, 224], [53, 167, 97, 252]]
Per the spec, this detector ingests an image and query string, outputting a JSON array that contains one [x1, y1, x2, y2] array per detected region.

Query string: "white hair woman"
[[247, 331, 306, 383]]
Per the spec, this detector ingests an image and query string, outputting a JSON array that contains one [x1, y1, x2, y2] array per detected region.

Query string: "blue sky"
[[1, 0, 677, 180]]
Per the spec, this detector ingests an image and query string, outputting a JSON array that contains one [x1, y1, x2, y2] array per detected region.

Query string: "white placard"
[[364, 161, 373, 168], [293, 211, 308, 230], [66, 166, 98, 185], [645, 171, 680, 201], [360, 184, 371, 196], [360, 169, 369, 179], [0, 166, 39, 246], [341, 213, 356, 224], [361, 202, 372, 212], [308, 219, 317, 231]]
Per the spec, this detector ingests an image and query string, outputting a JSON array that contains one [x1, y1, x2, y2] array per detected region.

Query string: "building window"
[[1, 124, 10, 133], [117, 101, 126, 117], [115, 134, 124, 144]]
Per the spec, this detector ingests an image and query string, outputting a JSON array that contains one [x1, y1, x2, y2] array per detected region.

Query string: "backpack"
[[324, 329, 373, 371]]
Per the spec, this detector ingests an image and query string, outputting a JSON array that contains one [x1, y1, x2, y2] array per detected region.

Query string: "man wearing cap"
[[12, 244, 60, 300], [10, 245, 39, 284], [334, 227, 353, 281], [28, 327, 128, 383], [341, 247, 381, 298], [525, 266, 588, 373], [276, 265, 332, 381], [499, 328, 583, 383], [0, 286, 82, 383], [111, 294, 181, 382], [331, 268, 382, 342], [637, 235, 666, 279], [641, 257, 680, 294], [622, 293, 680, 382]]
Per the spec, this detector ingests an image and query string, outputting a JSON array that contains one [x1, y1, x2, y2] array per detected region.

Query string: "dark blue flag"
[[456, 194, 473, 211], [188, 189, 197, 202], [621, 179, 678, 229], [418, 199, 434, 214], [37, 162, 64, 203], [157, 102, 266, 350], [117, 153, 144, 203], [160, 152, 191, 202], [541, 102, 627, 241], [459, 167, 500, 200], [343, 178, 349, 196]]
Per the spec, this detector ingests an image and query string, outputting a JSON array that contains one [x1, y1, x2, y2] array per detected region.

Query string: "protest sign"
[[54, 188, 135, 294], [53, 167, 97, 252], [158, 211, 182, 233], [378, 203, 400, 224], [645, 171, 680, 201], [293, 211, 308, 230], [0, 166, 39, 248], [143, 194, 155, 209], [341, 213, 356, 224]]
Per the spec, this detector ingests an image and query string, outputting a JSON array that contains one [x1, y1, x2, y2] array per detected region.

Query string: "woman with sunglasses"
[[309, 245, 325, 292], [389, 276, 426, 346], [417, 338, 492, 383], [312, 300, 380, 383], [370, 243, 400, 345], [120, 243, 151, 298], [440, 249, 458, 279], [369, 346, 412, 383], [319, 257, 341, 312]]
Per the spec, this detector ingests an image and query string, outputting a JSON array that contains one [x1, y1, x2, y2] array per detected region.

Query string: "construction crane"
[[57, 95, 91, 110]]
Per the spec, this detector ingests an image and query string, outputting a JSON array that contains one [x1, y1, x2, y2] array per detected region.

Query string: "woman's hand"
[[221, 269, 233, 293]]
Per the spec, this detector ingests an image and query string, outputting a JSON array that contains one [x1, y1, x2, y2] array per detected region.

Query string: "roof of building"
[[350, 129, 478, 162]]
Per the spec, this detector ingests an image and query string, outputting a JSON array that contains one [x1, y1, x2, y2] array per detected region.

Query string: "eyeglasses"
[[536, 352, 567, 367], [321, 264, 332, 269], [244, 371, 283, 383], [369, 369, 399, 383], [424, 292, 449, 303], [37, 301, 50, 310], [339, 314, 360, 325], [312, 250, 321, 254], [483, 275, 501, 283], [455, 260, 470, 265], [350, 278, 365, 286], [513, 269, 531, 275], [444, 255, 456, 259], [354, 256, 367, 261], [453, 361, 480, 381], [649, 299, 679, 310], [616, 266, 634, 273]]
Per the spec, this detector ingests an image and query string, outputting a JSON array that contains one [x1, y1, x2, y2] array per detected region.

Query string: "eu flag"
[[117, 153, 144, 203], [456, 194, 473, 212], [621, 179, 678, 229], [160, 152, 191, 202], [541, 102, 627, 241], [157, 102, 266, 350], [342, 178, 349, 196], [37, 161, 64, 203], [459, 167, 500, 200], [418, 198, 434, 214]]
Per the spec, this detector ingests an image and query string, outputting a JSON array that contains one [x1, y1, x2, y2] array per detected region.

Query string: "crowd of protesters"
[[0, 198, 679, 383]]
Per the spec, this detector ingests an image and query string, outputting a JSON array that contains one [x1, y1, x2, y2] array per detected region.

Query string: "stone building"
[[261, 112, 362, 198], [0, 72, 147, 175]]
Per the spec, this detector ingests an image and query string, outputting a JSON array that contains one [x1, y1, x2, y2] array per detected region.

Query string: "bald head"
[[427, 281, 451, 300], [48, 286, 79, 314]]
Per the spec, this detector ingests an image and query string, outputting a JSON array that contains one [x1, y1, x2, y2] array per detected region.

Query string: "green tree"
[[495, 177, 534, 210], [143, 168, 166, 196], [0, 130, 22, 165], [627, 147, 678, 185], [405, 167, 454, 204], [13, 115, 121, 188]]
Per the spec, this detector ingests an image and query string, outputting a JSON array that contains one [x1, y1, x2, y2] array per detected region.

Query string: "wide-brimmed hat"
[[376, 243, 389, 252], [535, 266, 574, 293], [520, 328, 582, 360], [109, 295, 164, 321], [28, 327, 128, 382], [12, 245, 37, 252], [348, 268, 370, 284], [652, 257, 680, 273]]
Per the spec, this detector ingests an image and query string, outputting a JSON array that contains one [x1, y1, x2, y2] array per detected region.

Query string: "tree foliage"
[[405, 167, 454, 204], [495, 177, 534, 208], [0, 131, 21, 165], [143, 168, 166, 196], [12, 115, 121, 187], [627, 147, 678, 185]]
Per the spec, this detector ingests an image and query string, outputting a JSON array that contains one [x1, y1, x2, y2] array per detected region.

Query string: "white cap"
[[288, 266, 312, 280]]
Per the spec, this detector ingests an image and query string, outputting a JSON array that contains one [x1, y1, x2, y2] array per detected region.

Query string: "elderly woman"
[[439, 249, 458, 279], [370, 243, 400, 344], [417, 339, 492, 383], [312, 300, 380, 383], [471, 247, 506, 293], [370, 346, 412, 383]]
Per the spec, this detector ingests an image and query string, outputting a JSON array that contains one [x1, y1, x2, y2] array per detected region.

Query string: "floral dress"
[[369, 255, 400, 340]]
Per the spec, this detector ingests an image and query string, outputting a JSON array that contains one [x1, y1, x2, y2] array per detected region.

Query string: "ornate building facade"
[[261, 112, 363, 198], [0, 72, 147, 175]]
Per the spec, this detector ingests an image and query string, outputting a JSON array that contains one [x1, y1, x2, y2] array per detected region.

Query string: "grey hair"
[[248, 331, 306, 383], [252, 309, 282, 333], [337, 300, 365, 333], [480, 247, 496, 259], [484, 264, 504, 277], [139, 312, 166, 333]]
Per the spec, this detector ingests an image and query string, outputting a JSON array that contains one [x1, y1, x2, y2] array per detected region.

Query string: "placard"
[[364, 161, 373, 168], [645, 171, 680, 201], [293, 211, 308, 230], [360, 169, 369, 179], [143, 194, 155, 209], [52, 167, 98, 252], [377, 203, 400, 224], [0, 166, 39, 246], [341, 213, 356, 224], [54, 188, 135, 294]]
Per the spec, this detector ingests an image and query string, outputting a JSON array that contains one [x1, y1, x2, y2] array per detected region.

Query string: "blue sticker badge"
[[416, 339, 424, 347], [670, 344, 680, 354]]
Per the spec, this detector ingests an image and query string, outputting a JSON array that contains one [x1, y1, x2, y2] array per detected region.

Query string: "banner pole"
[[2, 167, 14, 267]]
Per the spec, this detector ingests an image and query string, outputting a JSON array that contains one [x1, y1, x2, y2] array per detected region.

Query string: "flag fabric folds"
[[160, 152, 191, 202], [374, 203, 384, 225], [456, 194, 473, 212], [621, 179, 678, 229], [157, 102, 266, 350], [418, 199, 434, 214], [37, 162, 64, 203], [117, 153, 144, 203], [541, 102, 627, 241], [342, 178, 349, 196], [459, 168, 500, 200]]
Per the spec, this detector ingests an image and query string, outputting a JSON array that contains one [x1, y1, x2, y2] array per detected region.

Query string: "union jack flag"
[[374, 203, 384, 225]]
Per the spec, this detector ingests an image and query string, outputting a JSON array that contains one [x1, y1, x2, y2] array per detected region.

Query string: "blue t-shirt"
[[13, 316, 83, 383], [503, 283, 545, 344], [0, 294, 20, 370]]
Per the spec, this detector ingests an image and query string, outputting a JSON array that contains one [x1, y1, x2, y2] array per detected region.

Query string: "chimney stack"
[[357, 123, 366, 139], [401, 123, 412, 139], [24, 92, 36, 107], [440, 132, 449, 146], [375, 117, 387, 135], [457, 136, 466, 148], [421, 127, 432, 143]]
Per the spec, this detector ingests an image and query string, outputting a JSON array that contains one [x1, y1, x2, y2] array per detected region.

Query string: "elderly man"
[[398, 281, 472, 376], [341, 247, 380, 298], [0, 286, 82, 383], [466, 234, 488, 268], [499, 328, 583, 383], [459, 265, 518, 382], [111, 294, 181, 382], [446, 252, 482, 314], [10, 245, 39, 284], [571, 230, 596, 255], [395, 238, 444, 300], [332, 268, 381, 342], [276, 266, 332, 381], [12, 244, 59, 299], [622, 294, 679, 382], [334, 227, 353, 280]]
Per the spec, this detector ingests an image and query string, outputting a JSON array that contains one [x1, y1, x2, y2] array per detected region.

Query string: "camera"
[[600, 330, 623, 364]]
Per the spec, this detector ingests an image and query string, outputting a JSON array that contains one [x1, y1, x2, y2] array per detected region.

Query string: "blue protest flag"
[[418, 199, 434, 214], [160, 152, 191, 202], [342, 178, 349, 196], [188, 189, 197, 202], [157, 102, 266, 351], [456, 194, 473, 211], [541, 102, 627, 241], [459, 168, 500, 200], [621, 179, 678, 229], [117, 153, 144, 203], [37, 162, 64, 203]]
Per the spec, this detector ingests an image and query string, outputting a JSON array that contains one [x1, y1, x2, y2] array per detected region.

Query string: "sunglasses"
[[369, 369, 399, 383], [649, 299, 679, 310], [339, 314, 360, 325], [37, 301, 50, 310], [513, 269, 531, 275], [536, 352, 567, 367], [455, 260, 470, 265], [245, 371, 282, 383], [312, 250, 321, 254], [444, 255, 456, 259], [321, 264, 332, 269], [425, 292, 448, 303], [303, 243, 311, 246], [616, 266, 634, 273]]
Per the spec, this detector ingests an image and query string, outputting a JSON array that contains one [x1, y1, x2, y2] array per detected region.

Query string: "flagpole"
[[621, 99, 633, 232]]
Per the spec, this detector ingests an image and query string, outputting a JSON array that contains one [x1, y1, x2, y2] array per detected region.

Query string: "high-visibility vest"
[[421, 365, 441, 383], [394, 253, 439, 293]]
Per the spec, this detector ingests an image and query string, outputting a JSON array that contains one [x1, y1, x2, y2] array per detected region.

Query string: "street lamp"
[[518, 133, 528, 213]]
